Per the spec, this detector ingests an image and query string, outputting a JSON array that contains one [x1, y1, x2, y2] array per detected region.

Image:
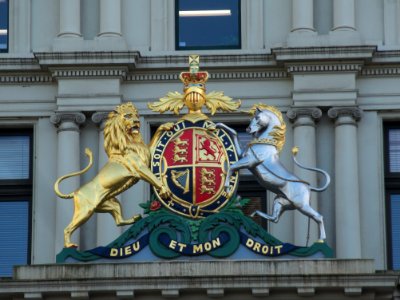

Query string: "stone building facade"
[[0, 0, 399, 298]]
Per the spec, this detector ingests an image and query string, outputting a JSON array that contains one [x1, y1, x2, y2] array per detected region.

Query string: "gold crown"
[[179, 55, 209, 88]]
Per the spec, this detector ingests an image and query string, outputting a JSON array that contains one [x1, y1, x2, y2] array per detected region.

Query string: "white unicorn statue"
[[217, 104, 330, 243]]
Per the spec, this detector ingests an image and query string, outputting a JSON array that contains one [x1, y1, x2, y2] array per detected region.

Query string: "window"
[[0, 130, 32, 277], [0, 0, 9, 52], [384, 124, 400, 270], [176, 0, 241, 50]]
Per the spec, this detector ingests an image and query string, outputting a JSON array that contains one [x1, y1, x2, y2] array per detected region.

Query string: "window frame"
[[383, 123, 400, 270], [175, 0, 242, 51], [0, 129, 33, 277]]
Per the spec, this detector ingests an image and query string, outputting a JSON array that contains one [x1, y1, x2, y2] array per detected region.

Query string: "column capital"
[[328, 107, 362, 126], [92, 111, 110, 130], [50, 112, 86, 132], [287, 107, 322, 127]]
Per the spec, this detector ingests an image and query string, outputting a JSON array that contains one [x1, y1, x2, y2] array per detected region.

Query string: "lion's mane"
[[103, 103, 150, 164]]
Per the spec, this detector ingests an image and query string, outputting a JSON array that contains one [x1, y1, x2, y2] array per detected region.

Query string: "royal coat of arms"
[[56, 56, 332, 263], [149, 57, 240, 218]]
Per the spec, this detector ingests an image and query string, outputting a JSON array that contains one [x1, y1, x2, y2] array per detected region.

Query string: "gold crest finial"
[[148, 56, 241, 121]]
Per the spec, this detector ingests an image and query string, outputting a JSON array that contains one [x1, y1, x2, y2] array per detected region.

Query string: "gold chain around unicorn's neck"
[[249, 138, 278, 147]]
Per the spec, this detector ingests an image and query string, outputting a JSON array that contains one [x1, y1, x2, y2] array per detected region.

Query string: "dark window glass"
[[0, 0, 9, 52], [176, 0, 241, 50], [388, 129, 400, 173], [0, 130, 32, 277], [390, 194, 400, 270], [384, 125, 400, 270], [0, 201, 29, 277], [0, 136, 30, 180], [231, 125, 267, 229]]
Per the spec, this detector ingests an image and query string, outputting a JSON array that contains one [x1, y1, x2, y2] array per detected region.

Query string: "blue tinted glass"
[[391, 194, 400, 270], [0, 201, 29, 277], [0, 135, 30, 180], [177, 0, 240, 49], [0, 0, 8, 51], [389, 129, 400, 172]]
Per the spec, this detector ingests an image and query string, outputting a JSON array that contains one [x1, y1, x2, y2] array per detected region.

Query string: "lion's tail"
[[292, 147, 331, 192], [54, 148, 93, 199]]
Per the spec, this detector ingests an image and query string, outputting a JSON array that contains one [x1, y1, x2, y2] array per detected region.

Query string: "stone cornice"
[[3, 48, 400, 83], [0, 56, 39, 71], [273, 46, 376, 61], [373, 50, 400, 63], [138, 53, 275, 67], [34, 51, 140, 67]]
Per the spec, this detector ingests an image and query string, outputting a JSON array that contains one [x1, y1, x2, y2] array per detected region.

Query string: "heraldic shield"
[[151, 119, 239, 219]]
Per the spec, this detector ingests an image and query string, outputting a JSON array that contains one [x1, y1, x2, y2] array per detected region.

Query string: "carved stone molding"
[[50, 112, 86, 132], [287, 107, 322, 127], [35, 51, 140, 66], [0, 74, 53, 83], [126, 70, 288, 82], [327, 107, 362, 126], [273, 46, 376, 61], [50, 68, 128, 79], [287, 63, 363, 73], [139, 53, 273, 66], [92, 111, 110, 130], [361, 67, 400, 76]]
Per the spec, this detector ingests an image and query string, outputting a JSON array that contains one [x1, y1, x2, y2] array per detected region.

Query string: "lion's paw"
[[159, 122, 175, 131], [158, 186, 171, 199]]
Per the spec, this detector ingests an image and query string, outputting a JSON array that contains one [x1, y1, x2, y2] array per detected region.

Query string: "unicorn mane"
[[247, 104, 286, 152]]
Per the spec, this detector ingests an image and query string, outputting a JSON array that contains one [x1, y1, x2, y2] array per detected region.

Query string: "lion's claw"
[[158, 186, 171, 199]]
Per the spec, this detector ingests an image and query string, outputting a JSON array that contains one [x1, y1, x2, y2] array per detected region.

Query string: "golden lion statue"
[[54, 102, 171, 248]]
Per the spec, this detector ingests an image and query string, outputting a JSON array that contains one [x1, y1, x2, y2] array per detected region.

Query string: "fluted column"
[[287, 108, 322, 246], [92, 112, 122, 246], [58, 0, 82, 38], [50, 112, 85, 254], [332, 0, 356, 31], [98, 0, 122, 37], [291, 0, 315, 32], [328, 107, 362, 258]]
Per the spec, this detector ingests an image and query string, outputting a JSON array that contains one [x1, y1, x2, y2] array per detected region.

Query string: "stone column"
[[287, 108, 322, 246], [332, 0, 356, 31], [328, 107, 362, 258], [58, 0, 82, 38], [50, 112, 85, 254], [98, 0, 122, 37], [291, 0, 315, 32], [92, 112, 122, 246]]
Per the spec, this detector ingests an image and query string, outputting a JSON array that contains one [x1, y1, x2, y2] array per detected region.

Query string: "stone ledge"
[[14, 259, 375, 280], [0, 260, 398, 300]]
